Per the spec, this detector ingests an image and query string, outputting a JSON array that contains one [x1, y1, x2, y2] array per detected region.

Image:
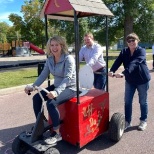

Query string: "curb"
[[0, 80, 52, 96], [0, 85, 26, 96], [0, 60, 46, 69]]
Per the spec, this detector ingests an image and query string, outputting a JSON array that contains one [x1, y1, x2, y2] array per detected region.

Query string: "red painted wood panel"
[[49, 89, 109, 148]]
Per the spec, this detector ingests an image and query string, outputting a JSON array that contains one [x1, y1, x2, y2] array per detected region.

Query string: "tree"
[[133, 1, 154, 43], [104, 0, 154, 46], [0, 22, 10, 43], [86, 0, 154, 46], [47, 18, 90, 47], [6, 0, 154, 49], [9, 0, 45, 47], [123, 0, 154, 45]]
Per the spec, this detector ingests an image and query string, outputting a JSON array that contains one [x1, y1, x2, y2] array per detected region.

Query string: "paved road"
[[0, 61, 154, 154]]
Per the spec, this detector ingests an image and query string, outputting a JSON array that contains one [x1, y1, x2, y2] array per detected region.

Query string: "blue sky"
[[0, 0, 25, 25]]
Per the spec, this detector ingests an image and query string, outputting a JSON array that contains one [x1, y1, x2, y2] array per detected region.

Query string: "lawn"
[[0, 68, 39, 89], [0, 50, 152, 89]]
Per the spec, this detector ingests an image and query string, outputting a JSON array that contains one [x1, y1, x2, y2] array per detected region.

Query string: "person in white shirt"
[[79, 32, 106, 90]]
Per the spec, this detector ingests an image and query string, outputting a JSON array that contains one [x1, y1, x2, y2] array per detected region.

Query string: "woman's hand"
[[108, 72, 114, 77], [24, 85, 34, 94], [46, 91, 58, 99], [115, 73, 124, 78], [108, 72, 124, 78]]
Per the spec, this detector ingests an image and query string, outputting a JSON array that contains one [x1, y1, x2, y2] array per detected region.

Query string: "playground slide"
[[30, 43, 45, 55]]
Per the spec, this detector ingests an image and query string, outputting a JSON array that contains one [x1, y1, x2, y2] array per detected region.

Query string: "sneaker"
[[125, 121, 132, 130], [44, 131, 62, 145], [138, 121, 147, 131]]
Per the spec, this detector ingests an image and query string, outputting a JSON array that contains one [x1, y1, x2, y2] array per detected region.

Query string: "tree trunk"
[[124, 16, 133, 46], [123, 0, 134, 47]]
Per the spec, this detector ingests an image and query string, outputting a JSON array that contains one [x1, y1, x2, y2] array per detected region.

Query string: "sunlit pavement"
[[0, 57, 154, 154]]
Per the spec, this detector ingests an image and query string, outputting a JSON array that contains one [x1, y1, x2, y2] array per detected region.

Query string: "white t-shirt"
[[79, 43, 106, 72]]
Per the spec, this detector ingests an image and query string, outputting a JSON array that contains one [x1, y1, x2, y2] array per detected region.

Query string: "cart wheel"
[[44, 147, 60, 154], [12, 135, 29, 154], [108, 112, 125, 142]]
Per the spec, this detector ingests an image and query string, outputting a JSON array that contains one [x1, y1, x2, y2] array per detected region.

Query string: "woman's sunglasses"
[[127, 39, 135, 43]]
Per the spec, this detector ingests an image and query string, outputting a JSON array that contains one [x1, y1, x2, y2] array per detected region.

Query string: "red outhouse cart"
[[12, 0, 125, 153]]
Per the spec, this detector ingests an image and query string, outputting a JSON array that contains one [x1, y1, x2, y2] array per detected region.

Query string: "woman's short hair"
[[46, 35, 68, 56], [126, 33, 140, 42]]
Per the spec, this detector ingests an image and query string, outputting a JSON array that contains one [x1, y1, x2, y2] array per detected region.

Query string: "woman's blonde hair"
[[46, 35, 68, 56]]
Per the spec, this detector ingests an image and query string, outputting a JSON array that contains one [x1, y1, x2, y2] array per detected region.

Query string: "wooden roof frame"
[[40, 0, 114, 21]]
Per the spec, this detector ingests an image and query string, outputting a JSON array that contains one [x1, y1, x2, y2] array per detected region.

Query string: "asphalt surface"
[[0, 56, 154, 154], [0, 54, 46, 70]]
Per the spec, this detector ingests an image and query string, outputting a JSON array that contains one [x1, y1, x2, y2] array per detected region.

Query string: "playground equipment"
[[15, 47, 30, 57], [0, 42, 11, 56], [29, 43, 45, 55], [23, 41, 45, 55], [0, 41, 45, 57]]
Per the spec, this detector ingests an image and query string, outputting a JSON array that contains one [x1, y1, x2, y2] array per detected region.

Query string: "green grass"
[[0, 50, 152, 89], [0, 68, 39, 89]]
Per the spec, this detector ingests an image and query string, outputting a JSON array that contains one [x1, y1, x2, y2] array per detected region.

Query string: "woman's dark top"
[[110, 46, 151, 85]]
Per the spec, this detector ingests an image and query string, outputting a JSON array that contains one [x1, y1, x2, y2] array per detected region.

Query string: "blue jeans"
[[94, 67, 106, 90], [33, 85, 76, 130], [124, 81, 149, 123]]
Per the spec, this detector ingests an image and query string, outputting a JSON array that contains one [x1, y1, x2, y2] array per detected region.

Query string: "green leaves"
[[1, 0, 154, 48]]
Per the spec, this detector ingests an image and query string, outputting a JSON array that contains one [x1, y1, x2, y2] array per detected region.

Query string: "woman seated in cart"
[[25, 35, 77, 144]]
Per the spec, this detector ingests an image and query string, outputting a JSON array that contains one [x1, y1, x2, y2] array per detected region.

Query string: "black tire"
[[12, 136, 29, 154], [44, 147, 60, 154], [108, 112, 125, 142]]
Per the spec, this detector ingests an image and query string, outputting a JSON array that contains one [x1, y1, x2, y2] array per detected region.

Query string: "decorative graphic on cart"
[[83, 98, 108, 136]]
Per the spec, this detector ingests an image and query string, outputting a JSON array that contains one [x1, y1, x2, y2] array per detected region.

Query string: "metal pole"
[[74, 10, 80, 104], [45, 15, 48, 42], [105, 16, 109, 92], [44, 14, 50, 86]]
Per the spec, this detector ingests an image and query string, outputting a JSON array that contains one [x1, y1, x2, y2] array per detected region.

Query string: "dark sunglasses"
[[127, 39, 135, 43]]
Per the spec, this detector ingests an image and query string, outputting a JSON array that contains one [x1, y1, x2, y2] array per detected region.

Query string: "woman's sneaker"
[[138, 121, 147, 131], [125, 121, 132, 130], [44, 131, 62, 145]]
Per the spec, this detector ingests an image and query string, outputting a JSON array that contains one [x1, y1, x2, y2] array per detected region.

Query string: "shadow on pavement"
[[0, 123, 34, 154], [0, 123, 116, 154], [54, 132, 116, 154]]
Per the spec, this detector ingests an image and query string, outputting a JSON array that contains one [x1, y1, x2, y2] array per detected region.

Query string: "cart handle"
[[34, 86, 50, 94], [34, 86, 56, 101], [108, 73, 123, 78]]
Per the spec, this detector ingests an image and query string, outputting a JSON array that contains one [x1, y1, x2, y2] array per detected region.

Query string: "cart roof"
[[40, 0, 114, 21]]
